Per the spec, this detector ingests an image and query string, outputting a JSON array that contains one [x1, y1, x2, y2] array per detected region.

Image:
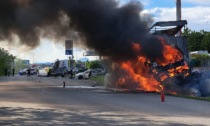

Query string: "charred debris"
[[108, 20, 209, 97], [149, 20, 190, 79], [149, 20, 209, 97]]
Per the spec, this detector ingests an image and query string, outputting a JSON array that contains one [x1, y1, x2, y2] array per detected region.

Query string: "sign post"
[[65, 40, 74, 68], [65, 40, 73, 55]]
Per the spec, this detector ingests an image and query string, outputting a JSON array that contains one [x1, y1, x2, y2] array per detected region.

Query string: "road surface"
[[0, 75, 210, 126]]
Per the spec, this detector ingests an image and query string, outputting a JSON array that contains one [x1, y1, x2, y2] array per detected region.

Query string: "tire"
[[78, 76, 83, 80]]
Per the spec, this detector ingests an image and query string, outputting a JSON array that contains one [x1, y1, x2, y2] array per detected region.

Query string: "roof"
[[150, 20, 187, 36]]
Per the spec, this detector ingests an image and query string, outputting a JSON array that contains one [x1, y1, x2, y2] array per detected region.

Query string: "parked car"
[[75, 69, 92, 79], [51, 66, 69, 77], [72, 67, 79, 73], [75, 68, 106, 79], [91, 68, 106, 75], [37, 66, 69, 77], [18, 68, 37, 75], [37, 67, 51, 76]]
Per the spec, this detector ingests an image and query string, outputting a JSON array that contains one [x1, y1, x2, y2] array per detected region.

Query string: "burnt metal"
[[145, 59, 188, 74], [150, 20, 187, 36]]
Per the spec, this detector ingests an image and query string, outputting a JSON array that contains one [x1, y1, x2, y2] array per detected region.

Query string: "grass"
[[179, 95, 210, 101], [89, 75, 105, 85], [169, 94, 210, 102]]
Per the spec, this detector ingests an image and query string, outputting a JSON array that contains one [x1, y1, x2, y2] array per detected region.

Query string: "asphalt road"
[[0, 75, 210, 126]]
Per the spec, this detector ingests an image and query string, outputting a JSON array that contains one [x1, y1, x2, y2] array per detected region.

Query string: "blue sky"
[[117, 0, 210, 31], [141, 0, 210, 31], [129, 0, 210, 8], [1, 0, 210, 63], [143, 0, 203, 9]]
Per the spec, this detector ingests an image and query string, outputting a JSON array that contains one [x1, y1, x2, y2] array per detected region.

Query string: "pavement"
[[0, 75, 210, 126]]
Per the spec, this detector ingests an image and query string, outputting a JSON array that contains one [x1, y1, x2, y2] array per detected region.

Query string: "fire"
[[116, 37, 189, 93]]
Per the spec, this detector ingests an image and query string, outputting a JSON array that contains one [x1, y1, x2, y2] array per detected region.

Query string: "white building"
[[190, 50, 209, 55]]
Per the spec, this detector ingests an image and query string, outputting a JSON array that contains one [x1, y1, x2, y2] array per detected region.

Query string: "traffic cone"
[[161, 91, 165, 102]]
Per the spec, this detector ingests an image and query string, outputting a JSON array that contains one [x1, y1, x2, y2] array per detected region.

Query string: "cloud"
[[32, 39, 67, 63], [140, 0, 152, 6], [143, 6, 210, 31]]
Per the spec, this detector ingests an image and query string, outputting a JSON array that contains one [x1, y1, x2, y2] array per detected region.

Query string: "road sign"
[[65, 40, 73, 55], [65, 50, 72, 55]]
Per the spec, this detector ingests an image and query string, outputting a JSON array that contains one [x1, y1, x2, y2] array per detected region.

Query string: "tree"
[[0, 48, 15, 76], [183, 28, 210, 52], [14, 59, 28, 74], [201, 32, 210, 52], [187, 31, 204, 51], [86, 60, 103, 69], [183, 27, 191, 36]]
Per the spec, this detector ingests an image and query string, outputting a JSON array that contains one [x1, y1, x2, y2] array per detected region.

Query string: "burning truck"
[[106, 20, 195, 95]]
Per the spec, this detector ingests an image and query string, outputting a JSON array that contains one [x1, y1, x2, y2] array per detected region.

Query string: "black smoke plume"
[[0, 0, 164, 61]]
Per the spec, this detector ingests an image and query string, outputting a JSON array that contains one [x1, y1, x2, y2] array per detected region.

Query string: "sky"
[[1, 0, 210, 63]]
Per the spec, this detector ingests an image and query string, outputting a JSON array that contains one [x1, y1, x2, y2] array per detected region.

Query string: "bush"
[[190, 58, 200, 67], [190, 54, 210, 67], [86, 60, 103, 69], [0, 48, 15, 76]]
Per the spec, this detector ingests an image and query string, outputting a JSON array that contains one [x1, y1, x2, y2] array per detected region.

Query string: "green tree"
[[14, 59, 28, 74], [183, 28, 210, 52], [183, 27, 191, 36], [201, 32, 210, 52], [0, 48, 15, 76], [86, 60, 103, 69], [187, 31, 204, 51]]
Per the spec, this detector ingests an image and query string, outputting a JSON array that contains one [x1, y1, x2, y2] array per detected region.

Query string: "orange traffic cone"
[[161, 91, 165, 102]]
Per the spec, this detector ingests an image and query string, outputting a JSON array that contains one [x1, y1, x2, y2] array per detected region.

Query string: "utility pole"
[[176, 0, 181, 36]]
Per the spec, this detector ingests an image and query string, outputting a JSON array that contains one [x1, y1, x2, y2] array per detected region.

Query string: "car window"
[[84, 71, 89, 74], [92, 71, 97, 73]]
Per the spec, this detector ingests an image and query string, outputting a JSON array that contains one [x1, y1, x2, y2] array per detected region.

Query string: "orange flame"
[[116, 37, 189, 93]]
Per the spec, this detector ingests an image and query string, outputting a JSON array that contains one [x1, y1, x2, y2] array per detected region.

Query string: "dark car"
[[18, 68, 37, 75]]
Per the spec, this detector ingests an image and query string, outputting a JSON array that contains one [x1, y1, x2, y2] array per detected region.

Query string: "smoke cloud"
[[0, 0, 164, 61]]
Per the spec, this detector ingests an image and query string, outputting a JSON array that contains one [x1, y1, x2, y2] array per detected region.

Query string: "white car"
[[72, 67, 79, 73], [75, 69, 105, 79], [18, 68, 37, 75], [91, 68, 106, 75], [75, 69, 92, 79]]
